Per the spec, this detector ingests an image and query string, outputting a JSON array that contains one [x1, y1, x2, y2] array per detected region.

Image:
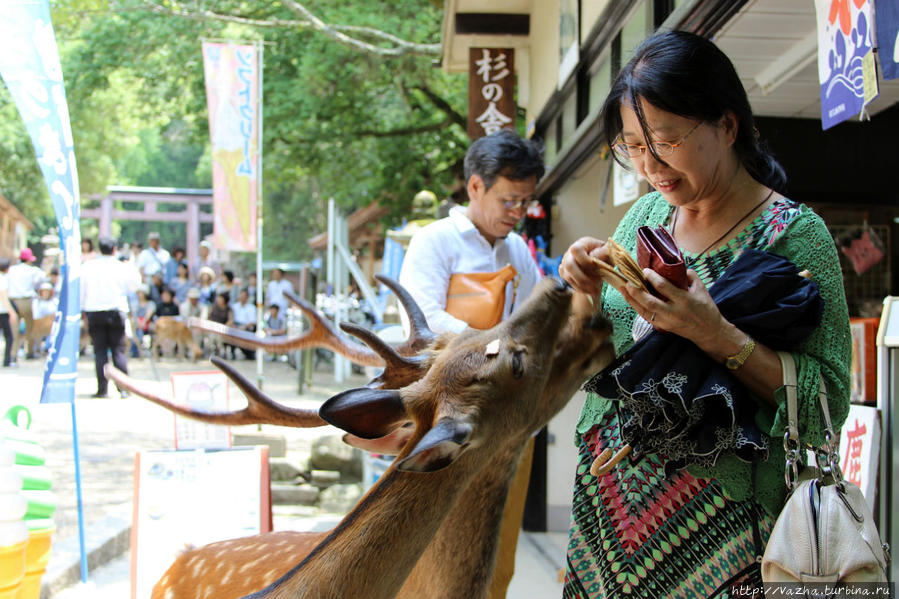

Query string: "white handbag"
[[761, 351, 890, 585]]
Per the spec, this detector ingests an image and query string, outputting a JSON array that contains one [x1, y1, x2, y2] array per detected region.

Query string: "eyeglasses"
[[612, 122, 701, 159], [501, 198, 535, 211]]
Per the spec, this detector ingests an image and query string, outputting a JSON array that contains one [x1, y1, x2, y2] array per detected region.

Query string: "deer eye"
[[511, 352, 524, 379]]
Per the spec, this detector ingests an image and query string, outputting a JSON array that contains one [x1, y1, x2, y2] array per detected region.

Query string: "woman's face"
[[618, 99, 737, 208], [178, 264, 188, 278]]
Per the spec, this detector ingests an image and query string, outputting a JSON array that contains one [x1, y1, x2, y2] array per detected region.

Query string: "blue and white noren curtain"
[[0, 0, 82, 403]]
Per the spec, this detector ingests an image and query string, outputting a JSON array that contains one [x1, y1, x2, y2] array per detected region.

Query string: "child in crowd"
[[156, 287, 180, 318], [263, 303, 287, 362], [31, 282, 57, 320]]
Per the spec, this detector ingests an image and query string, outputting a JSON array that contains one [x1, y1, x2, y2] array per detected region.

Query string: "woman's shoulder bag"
[[761, 351, 890, 586]]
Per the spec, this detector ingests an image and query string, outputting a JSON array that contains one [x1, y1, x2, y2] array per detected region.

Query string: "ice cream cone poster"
[[202, 42, 259, 251]]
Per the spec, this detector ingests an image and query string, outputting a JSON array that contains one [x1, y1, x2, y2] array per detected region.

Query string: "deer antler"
[[104, 357, 326, 428], [187, 276, 437, 366]]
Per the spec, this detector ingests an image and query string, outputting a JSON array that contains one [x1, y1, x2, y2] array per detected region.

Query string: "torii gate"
[[82, 186, 213, 270]]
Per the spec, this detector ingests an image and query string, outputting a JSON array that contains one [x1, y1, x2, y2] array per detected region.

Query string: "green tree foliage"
[[0, 0, 469, 263]]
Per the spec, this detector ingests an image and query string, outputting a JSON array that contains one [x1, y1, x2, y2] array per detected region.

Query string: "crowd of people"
[[0, 232, 294, 369]]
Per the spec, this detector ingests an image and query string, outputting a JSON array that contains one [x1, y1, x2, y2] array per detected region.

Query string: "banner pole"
[[70, 401, 89, 581], [256, 39, 265, 391]]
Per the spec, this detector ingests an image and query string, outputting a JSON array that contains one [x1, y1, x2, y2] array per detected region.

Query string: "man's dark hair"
[[50, 267, 59, 276], [98, 237, 117, 255], [463, 129, 545, 191], [268, 304, 279, 311], [172, 246, 185, 257], [223, 270, 235, 282], [0, 258, 9, 273]]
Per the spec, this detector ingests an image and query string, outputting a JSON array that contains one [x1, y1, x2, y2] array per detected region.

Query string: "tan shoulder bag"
[[445, 264, 517, 330]]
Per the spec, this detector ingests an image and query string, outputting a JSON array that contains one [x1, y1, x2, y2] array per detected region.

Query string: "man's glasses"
[[612, 121, 701, 159], [501, 198, 535, 211]]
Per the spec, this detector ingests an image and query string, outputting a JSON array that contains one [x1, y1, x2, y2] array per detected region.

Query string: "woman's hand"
[[559, 237, 610, 297], [621, 268, 732, 352]]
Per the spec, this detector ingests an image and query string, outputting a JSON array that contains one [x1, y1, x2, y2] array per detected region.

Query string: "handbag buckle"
[[783, 431, 801, 489]]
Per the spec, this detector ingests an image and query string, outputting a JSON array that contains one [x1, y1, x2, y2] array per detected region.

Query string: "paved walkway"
[[2, 352, 566, 597]]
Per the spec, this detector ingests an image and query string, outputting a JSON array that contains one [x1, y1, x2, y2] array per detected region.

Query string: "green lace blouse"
[[576, 191, 852, 517]]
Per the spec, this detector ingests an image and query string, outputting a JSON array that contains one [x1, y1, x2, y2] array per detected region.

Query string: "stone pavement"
[[2, 352, 566, 598]]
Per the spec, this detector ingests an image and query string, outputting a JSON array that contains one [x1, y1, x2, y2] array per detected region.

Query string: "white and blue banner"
[[814, 0, 875, 129], [876, 0, 899, 80], [0, 0, 82, 403]]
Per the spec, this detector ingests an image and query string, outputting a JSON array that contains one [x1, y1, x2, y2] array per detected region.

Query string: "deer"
[[151, 316, 204, 361], [108, 276, 613, 599]]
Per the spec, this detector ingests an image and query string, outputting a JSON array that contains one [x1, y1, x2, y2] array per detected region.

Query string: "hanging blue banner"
[[814, 0, 876, 129], [876, 0, 899, 80], [0, 0, 82, 403]]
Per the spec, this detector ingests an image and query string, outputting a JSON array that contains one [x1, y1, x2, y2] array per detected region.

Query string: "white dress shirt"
[[266, 279, 294, 313], [6, 263, 43, 298], [136, 247, 171, 278], [398, 206, 542, 334], [231, 300, 256, 326], [81, 256, 141, 313], [0, 275, 8, 315]]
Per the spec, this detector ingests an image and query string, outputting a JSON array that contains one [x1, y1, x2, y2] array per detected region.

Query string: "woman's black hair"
[[600, 30, 786, 193]]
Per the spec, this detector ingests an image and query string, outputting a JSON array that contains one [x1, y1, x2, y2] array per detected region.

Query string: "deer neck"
[[399, 438, 527, 599], [251, 448, 489, 599]]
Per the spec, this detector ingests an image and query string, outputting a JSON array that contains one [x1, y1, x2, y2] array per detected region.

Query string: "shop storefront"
[[441, 0, 899, 538]]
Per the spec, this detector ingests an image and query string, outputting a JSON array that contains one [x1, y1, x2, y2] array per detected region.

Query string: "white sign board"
[[131, 447, 270, 599], [613, 161, 640, 207], [171, 371, 231, 450], [838, 404, 881, 513]]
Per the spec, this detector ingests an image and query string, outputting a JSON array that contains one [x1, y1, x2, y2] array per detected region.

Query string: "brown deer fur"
[[153, 316, 203, 361], [119, 278, 612, 599]]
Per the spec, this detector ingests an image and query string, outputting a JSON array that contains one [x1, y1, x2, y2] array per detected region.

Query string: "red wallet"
[[636, 225, 689, 292]]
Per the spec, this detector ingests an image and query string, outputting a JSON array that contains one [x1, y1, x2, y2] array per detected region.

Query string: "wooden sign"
[[468, 48, 515, 139]]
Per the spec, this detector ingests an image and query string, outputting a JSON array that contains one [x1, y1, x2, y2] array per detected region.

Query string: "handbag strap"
[[776, 351, 842, 490]]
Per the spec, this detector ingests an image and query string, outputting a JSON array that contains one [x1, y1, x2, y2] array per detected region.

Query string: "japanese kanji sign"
[[468, 48, 515, 139], [838, 404, 880, 513]]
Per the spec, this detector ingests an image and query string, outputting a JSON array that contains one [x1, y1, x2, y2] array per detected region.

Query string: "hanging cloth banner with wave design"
[[0, 0, 82, 403], [814, 0, 876, 129], [202, 42, 260, 251]]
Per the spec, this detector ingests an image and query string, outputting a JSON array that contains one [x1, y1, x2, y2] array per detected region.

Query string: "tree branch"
[[140, 0, 440, 57], [411, 85, 467, 130], [353, 119, 454, 138]]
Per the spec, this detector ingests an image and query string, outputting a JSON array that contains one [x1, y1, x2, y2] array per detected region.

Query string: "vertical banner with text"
[[202, 42, 260, 251], [0, 0, 81, 403], [468, 48, 515, 140]]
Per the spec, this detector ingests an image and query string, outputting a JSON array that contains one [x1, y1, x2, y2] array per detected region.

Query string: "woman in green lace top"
[[558, 31, 850, 598]]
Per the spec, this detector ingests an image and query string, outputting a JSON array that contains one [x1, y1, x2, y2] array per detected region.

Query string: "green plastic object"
[[21, 491, 56, 520], [13, 466, 51, 491]]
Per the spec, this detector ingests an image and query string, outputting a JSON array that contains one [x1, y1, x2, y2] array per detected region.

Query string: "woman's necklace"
[[670, 188, 776, 258]]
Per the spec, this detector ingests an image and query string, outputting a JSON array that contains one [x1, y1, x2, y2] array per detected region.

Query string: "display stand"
[[876, 296, 899, 583], [130, 446, 271, 599]]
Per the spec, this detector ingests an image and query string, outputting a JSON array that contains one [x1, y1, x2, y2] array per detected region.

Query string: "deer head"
[[109, 276, 613, 599]]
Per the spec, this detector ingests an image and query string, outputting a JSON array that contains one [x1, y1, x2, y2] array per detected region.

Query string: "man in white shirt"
[[231, 287, 257, 359], [135, 232, 170, 282], [81, 237, 141, 398], [7, 248, 44, 360], [0, 258, 18, 367], [265, 268, 294, 314], [398, 129, 545, 599]]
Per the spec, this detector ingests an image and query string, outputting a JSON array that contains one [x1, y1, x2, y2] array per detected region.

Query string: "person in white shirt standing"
[[265, 268, 294, 314], [81, 237, 141, 398], [7, 248, 44, 360], [230, 287, 257, 359], [0, 258, 18, 367], [135, 232, 170, 283], [398, 129, 545, 599]]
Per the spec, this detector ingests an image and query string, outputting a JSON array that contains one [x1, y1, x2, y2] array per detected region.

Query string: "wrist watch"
[[724, 336, 756, 370]]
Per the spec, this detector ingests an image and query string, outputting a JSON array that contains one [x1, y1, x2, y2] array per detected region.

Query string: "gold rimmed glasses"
[[612, 121, 701, 159]]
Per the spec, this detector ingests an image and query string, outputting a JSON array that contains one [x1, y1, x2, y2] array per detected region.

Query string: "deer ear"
[[320, 388, 407, 439], [397, 418, 473, 473]]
